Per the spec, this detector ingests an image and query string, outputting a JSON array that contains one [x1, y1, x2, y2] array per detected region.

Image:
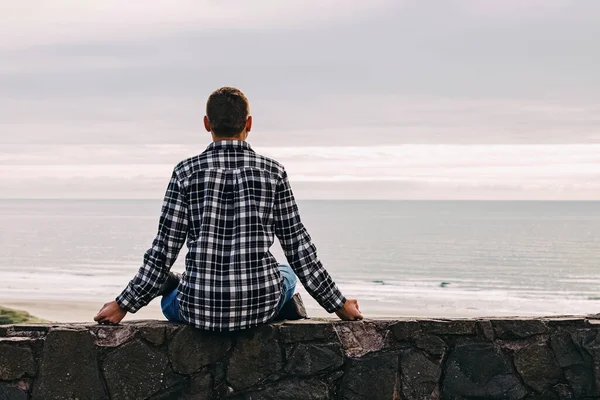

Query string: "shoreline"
[[2, 295, 587, 325], [0, 298, 485, 324]]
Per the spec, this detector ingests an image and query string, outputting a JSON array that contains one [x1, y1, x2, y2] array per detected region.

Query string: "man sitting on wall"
[[94, 87, 363, 331]]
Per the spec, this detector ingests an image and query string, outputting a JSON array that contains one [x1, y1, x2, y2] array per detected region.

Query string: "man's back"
[[95, 87, 362, 330], [175, 140, 292, 331], [116, 140, 346, 331]]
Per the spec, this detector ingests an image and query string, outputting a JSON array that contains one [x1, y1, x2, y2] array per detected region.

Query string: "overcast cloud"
[[1, 1, 599, 199]]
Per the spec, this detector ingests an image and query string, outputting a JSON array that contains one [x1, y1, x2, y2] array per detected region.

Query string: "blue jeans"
[[161, 264, 297, 322]]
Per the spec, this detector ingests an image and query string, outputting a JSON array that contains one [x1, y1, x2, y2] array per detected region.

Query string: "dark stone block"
[[228, 326, 282, 390], [154, 371, 212, 400], [12, 325, 51, 334], [0, 342, 35, 380], [552, 383, 574, 399], [549, 331, 597, 398], [184, 372, 213, 400], [478, 320, 495, 341], [420, 319, 476, 335], [442, 342, 527, 399], [279, 320, 336, 343], [214, 382, 235, 398], [586, 345, 600, 397], [564, 365, 596, 399], [389, 320, 421, 341], [544, 317, 587, 328], [550, 331, 583, 367], [284, 342, 344, 376], [32, 328, 107, 400], [327, 370, 344, 384], [247, 378, 330, 400], [527, 384, 575, 399], [414, 335, 446, 356], [513, 343, 562, 393], [492, 319, 548, 339], [399, 348, 441, 400], [0, 382, 29, 400], [340, 352, 398, 400], [139, 325, 167, 346], [164, 366, 187, 391], [102, 339, 169, 400], [168, 326, 231, 375]]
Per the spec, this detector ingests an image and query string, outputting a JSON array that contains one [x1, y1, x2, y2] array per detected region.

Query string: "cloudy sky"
[[1, 0, 599, 199]]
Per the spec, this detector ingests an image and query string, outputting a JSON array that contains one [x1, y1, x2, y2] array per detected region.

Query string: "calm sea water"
[[1, 200, 599, 316]]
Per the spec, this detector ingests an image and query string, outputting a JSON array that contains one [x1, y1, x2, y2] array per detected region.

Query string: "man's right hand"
[[94, 301, 127, 325], [335, 299, 364, 321]]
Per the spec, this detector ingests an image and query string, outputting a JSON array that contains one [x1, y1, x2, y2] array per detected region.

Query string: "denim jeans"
[[161, 264, 297, 323]]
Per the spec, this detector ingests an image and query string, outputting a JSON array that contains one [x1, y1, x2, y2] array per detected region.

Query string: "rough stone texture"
[[90, 324, 136, 347], [340, 352, 398, 400], [420, 319, 477, 335], [544, 317, 588, 328], [478, 320, 496, 341], [492, 319, 548, 339], [2, 317, 600, 399], [400, 348, 441, 400], [443, 342, 527, 399], [414, 334, 446, 356], [0, 342, 35, 380], [513, 342, 563, 393], [333, 321, 388, 357], [550, 330, 598, 398], [584, 336, 600, 399], [169, 326, 231, 375], [389, 320, 421, 341], [246, 378, 330, 400], [139, 325, 167, 346], [182, 372, 213, 400], [284, 343, 344, 376], [228, 325, 282, 390], [280, 320, 336, 343], [150, 371, 213, 400], [33, 328, 108, 400], [103, 339, 169, 400]]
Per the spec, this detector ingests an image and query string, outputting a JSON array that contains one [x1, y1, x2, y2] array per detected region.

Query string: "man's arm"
[[273, 169, 362, 320], [95, 170, 188, 324]]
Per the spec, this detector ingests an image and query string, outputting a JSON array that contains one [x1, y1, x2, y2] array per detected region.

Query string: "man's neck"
[[212, 132, 246, 142]]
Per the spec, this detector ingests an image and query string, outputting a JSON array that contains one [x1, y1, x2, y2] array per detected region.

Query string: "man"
[[95, 87, 363, 331]]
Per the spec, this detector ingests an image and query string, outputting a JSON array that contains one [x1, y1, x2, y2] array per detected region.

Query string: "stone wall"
[[1, 316, 600, 399]]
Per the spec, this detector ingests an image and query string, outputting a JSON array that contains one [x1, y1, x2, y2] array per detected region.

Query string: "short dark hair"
[[206, 87, 250, 137]]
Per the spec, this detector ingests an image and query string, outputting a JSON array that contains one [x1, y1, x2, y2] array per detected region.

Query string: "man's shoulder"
[[172, 154, 204, 181], [171, 150, 286, 181], [251, 151, 286, 176]]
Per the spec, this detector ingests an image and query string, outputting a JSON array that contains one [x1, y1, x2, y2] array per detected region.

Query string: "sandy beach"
[[4, 289, 597, 325], [0, 298, 165, 324], [0, 295, 484, 325]]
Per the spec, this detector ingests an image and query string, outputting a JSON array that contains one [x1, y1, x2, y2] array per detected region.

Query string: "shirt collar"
[[205, 140, 253, 152]]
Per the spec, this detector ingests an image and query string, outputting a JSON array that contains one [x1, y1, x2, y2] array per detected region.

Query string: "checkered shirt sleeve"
[[116, 170, 189, 313], [274, 170, 347, 313]]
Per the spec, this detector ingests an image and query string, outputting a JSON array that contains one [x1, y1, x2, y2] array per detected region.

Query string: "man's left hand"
[[94, 301, 127, 325]]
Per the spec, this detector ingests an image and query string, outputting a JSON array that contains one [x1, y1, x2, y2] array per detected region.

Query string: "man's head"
[[204, 87, 252, 140]]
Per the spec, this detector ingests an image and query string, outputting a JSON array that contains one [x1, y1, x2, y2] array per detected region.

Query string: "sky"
[[1, 0, 599, 199]]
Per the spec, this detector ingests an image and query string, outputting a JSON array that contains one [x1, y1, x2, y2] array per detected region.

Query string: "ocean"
[[1, 199, 599, 318]]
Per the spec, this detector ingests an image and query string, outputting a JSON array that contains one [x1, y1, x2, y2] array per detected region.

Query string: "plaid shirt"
[[116, 140, 346, 331]]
